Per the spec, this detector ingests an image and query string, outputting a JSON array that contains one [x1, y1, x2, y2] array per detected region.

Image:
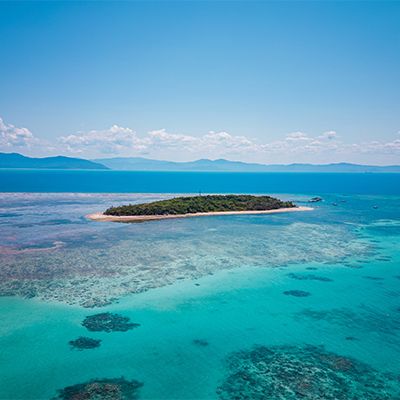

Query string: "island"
[[87, 195, 313, 222]]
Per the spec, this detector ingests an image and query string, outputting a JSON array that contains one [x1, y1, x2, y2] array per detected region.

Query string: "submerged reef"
[[363, 275, 384, 281], [192, 339, 209, 347], [376, 255, 392, 261], [52, 377, 143, 400], [69, 336, 101, 350], [0, 193, 375, 307], [284, 290, 311, 297], [296, 305, 400, 337], [82, 313, 140, 333], [216, 344, 400, 400], [287, 273, 333, 282], [345, 336, 359, 341]]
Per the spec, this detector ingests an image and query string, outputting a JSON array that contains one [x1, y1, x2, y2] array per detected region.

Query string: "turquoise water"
[[0, 173, 400, 399], [1, 169, 400, 194]]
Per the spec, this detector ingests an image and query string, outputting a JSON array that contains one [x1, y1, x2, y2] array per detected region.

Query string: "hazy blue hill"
[[93, 157, 179, 171], [94, 157, 400, 173], [2, 153, 398, 172], [0, 152, 108, 169]]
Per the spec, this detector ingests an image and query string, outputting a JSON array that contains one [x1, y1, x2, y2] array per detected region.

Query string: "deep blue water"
[[1, 169, 400, 194]]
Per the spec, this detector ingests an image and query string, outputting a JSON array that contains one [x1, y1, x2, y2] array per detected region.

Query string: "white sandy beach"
[[87, 206, 313, 223]]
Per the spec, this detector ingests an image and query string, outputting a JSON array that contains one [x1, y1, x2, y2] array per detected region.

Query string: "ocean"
[[0, 170, 399, 399], [1, 169, 400, 195]]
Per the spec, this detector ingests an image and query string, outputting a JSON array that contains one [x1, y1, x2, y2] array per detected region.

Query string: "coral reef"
[[216, 345, 400, 399], [345, 336, 359, 341], [0, 193, 376, 307], [287, 273, 333, 282], [82, 313, 140, 333], [192, 339, 209, 347], [283, 290, 311, 297], [376, 256, 392, 261], [363, 276, 384, 281], [52, 377, 143, 400], [296, 305, 400, 337], [69, 336, 101, 350]]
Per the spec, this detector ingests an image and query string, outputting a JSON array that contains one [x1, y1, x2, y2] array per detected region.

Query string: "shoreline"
[[86, 206, 313, 223]]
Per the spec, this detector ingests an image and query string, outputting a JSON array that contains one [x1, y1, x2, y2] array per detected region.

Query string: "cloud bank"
[[1, 117, 399, 164], [61, 125, 150, 154], [60, 124, 400, 164], [0, 118, 38, 148]]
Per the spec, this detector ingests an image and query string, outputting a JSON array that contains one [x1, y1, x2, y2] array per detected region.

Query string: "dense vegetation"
[[104, 195, 295, 216]]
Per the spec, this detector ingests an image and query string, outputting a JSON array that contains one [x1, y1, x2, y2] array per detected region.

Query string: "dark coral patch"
[[297, 306, 400, 336], [363, 276, 384, 281], [82, 313, 140, 333], [69, 336, 101, 350], [345, 336, 359, 341], [0, 212, 19, 218], [377, 256, 392, 261], [192, 339, 209, 347], [344, 263, 363, 269], [217, 345, 400, 400], [52, 377, 143, 400], [287, 273, 333, 282], [284, 290, 311, 297]]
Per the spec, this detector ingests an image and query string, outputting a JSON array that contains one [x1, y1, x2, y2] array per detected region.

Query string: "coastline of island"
[[86, 195, 313, 223], [87, 206, 313, 223]]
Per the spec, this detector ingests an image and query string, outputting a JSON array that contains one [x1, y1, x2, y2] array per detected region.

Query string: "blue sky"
[[0, 1, 399, 164]]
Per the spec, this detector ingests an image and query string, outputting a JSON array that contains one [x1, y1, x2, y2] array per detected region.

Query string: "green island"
[[104, 195, 296, 216]]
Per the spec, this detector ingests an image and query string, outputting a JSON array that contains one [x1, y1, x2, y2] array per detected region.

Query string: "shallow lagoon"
[[0, 192, 399, 399]]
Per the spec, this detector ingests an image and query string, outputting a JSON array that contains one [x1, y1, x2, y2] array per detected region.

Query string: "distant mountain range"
[[0, 152, 108, 169], [94, 157, 400, 173], [1, 152, 399, 172]]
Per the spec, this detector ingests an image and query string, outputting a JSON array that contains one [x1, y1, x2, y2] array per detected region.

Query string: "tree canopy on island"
[[104, 195, 295, 216]]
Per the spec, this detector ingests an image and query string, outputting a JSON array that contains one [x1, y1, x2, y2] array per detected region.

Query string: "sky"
[[0, 1, 399, 165]]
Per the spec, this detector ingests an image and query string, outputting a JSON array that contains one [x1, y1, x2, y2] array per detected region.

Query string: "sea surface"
[[1, 169, 400, 195], [0, 170, 399, 399]]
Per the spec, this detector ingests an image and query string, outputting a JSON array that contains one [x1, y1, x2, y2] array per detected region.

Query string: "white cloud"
[[354, 138, 400, 155], [61, 126, 259, 157], [148, 129, 198, 150], [202, 131, 255, 152], [257, 131, 341, 155], [285, 131, 309, 141], [59, 124, 400, 163], [0, 117, 38, 149], [148, 129, 257, 155], [319, 130, 337, 140], [61, 125, 151, 154], [1, 116, 399, 164]]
